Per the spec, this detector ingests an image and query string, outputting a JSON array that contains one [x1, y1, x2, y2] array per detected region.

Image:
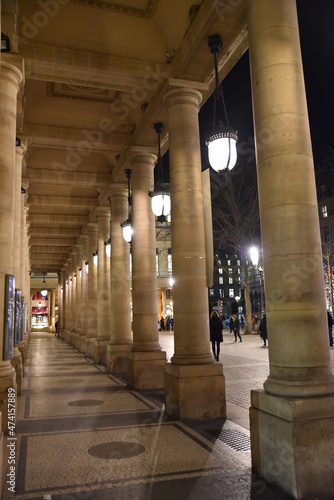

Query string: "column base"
[[127, 351, 166, 390], [10, 350, 22, 395], [73, 333, 81, 350], [106, 343, 132, 375], [164, 362, 226, 420], [0, 362, 16, 433], [93, 337, 110, 366], [68, 330, 76, 347], [85, 337, 96, 358], [250, 389, 334, 499], [79, 334, 87, 354]]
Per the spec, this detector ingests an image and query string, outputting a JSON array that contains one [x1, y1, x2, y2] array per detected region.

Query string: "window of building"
[[209, 288, 214, 297], [229, 288, 234, 298], [325, 226, 330, 242], [219, 288, 224, 298], [228, 268, 233, 274], [321, 206, 328, 218], [168, 248, 172, 274], [237, 259, 240, 265], [238, 268, 241, 274], [227, 259, 231, 265], [219, 277, 224, 284], [218, 268, 223, 274], [229, 277, 233, 284], [217, 259, 221, 264]]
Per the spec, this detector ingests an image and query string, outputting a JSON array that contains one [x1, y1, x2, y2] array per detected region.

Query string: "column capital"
[[163, 87, 202, 110], [0, 54, 24, 88], [96, 205, 111, 219], [127, 146, 157, 166]]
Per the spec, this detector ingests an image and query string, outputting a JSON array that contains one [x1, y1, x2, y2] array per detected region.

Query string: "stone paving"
[[3, 331, 333, 499]]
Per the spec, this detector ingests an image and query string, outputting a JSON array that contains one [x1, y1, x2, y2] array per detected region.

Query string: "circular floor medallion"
[[68, 399, 104, 407], [88, 441, 145, 460]]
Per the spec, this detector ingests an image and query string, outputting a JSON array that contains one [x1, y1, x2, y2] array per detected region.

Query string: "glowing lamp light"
[[105, 238, 111, 257], [169, 277, 174, 288], [85, 261, 89, 274], [121, 220, 133, 243], [93, 251, 98, 267], [150, 191, 171, 217], [206, 129, 237, 172], [79, 268, 82, 278], [249, 246, 259, 267]]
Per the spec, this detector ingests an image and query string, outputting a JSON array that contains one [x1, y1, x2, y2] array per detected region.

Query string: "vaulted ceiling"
[[3, 0, 248, 274]]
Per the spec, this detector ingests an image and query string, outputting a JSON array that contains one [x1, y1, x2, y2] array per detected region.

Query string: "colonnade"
[[0, 2, 333, 497], [0, 53, 30, 428]]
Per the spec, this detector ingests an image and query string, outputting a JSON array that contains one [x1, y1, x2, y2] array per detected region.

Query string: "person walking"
[[233, 314, 242, 342], [327, 311, 333, 347], [258, 313, 268, 347], [229, 315, 234, 335], [210, 311, 223, 361]]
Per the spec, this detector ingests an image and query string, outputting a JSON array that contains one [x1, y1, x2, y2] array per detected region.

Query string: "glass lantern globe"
[[206, 129, 238, 172], [121, 220, 133, 243], [150, 190, 171, 217]]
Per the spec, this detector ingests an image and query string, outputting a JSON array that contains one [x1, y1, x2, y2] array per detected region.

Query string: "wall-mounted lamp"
[[93, 251, 98, 267], [205, 34, 238, 171], [148, 122, 171, 222], [1, 32, 11, 52], [41, 272, 47, 297], [120, 169, 133, 243], [85, 261, 89, 274]]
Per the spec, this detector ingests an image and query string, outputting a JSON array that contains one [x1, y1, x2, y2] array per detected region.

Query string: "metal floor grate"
[[216, 428, 251, 452]]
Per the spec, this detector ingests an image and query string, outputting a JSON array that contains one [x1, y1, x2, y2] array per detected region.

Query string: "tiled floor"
[[2, 332, 305, 499]]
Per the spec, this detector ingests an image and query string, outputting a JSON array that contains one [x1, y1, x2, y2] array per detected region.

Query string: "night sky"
[[198, 0, 334, 169]]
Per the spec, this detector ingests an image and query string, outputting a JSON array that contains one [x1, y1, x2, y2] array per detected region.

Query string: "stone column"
[[247, 1, 334, 498], [68, 253, 77, 346], [0, 55, 24, 431], [94, 206, 111, 365], [73, 244, 82, 350], [63, 263, 69, 342], [162, 86, 225, 420], [79, 235, 89, 353], [126, 150, 166, 389], [106, 186, 132, 374], [85, 223, 98, 357], [10, 143, 25, 393], [59, 269, 65, 338], [50, 289, 56, 333]]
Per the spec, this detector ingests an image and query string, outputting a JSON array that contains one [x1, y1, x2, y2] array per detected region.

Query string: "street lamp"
[[249, 246, 264, 313], [148, 122, 171, 222], [120, 169, 133, 243], [206, 33, 238, 172]]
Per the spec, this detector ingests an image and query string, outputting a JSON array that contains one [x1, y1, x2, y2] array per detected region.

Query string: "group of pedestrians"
[[160, 316, 173, 332], [210, 311, 268, 361]]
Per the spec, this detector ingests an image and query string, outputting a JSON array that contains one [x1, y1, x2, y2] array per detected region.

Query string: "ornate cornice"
[[70, 0, 158, 18]]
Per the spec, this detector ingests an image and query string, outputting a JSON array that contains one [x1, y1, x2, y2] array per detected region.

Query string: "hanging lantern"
[[206, 34, 238, 172], [148, 122, 171, 221]]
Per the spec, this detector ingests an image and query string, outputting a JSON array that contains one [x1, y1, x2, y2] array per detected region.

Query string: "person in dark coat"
[[229, 315, 234, 335], [233, 314, 242, 342], [327, 311, 333, 346], [258, 313, 268, 346], [210, 311, 223, 361]]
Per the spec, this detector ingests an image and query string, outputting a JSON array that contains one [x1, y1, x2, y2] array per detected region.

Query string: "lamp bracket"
[[208, 33, 222, 54]]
